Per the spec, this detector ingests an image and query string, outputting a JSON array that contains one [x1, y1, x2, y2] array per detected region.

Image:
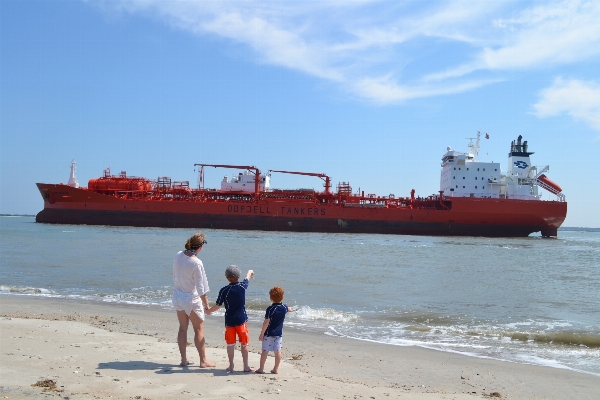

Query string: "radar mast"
[[466, 131, 481, 161]]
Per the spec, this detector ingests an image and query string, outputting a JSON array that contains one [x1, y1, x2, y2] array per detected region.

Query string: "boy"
[[256, 286, 293, 374], [206, 265, 254, 372]]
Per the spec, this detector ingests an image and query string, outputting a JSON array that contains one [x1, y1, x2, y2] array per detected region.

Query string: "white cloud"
[[533, 78, 600, 132], [353, 75, 500, 103], [91, 1, 600, 104], [427, 0, 600, 81]]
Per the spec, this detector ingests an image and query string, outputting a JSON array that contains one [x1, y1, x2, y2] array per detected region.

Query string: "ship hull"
[[35, 184, 567, 237]]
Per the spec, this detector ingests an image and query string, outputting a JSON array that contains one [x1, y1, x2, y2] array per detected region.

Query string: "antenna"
[[465, 131, 481, 161]]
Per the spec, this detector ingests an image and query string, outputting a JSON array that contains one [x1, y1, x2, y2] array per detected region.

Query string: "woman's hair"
[[185, 232, 206, 250], [269, 286, 284, 303]]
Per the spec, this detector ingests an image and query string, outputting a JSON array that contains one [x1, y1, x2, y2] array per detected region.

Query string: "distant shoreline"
[[559, 227, 600, 232], [2, 215, 598, 231]]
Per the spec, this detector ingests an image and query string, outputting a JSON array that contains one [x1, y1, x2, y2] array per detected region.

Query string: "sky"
[[1, 0, 599, 228]]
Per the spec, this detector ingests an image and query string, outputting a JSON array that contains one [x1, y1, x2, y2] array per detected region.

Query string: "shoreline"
[[1, 296, 599, 399]]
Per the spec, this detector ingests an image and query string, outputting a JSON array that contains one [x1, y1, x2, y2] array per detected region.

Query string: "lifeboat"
[[537, 174, 562, 194]]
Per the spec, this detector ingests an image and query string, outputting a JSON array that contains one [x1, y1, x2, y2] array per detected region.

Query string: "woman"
[[172, 232, 215, 367]]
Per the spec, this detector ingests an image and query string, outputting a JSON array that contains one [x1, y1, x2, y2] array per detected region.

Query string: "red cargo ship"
[[36, 134, 567, 237]]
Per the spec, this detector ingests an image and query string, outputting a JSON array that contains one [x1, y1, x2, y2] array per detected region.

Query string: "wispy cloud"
[[425, 0, 600, 81], [91, 0, 600, 104], [533, 78, 600, 132]]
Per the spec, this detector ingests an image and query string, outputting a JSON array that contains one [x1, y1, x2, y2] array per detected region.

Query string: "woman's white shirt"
[[172, 251, 209, 297]]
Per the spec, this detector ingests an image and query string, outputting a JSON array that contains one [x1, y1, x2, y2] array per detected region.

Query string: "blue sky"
[[1, 0, 599, 228]]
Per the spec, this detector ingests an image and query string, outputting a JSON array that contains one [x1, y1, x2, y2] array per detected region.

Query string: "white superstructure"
[[440, 133, 563, 201], [221, 170, 270, 192]]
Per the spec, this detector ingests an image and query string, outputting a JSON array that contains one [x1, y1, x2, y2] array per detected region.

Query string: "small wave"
[[246, 298, 276, 311], [0, 285, 54, 295], [531, 332, 600, 348], [293, 306, 358, 323]]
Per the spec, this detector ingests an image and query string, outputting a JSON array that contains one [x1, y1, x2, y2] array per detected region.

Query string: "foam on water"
[[292, 306, 358, 323]]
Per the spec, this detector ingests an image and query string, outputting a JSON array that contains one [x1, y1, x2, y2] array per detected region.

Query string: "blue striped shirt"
[[216, 278, 249, 327], [264, 303, 289, 337]]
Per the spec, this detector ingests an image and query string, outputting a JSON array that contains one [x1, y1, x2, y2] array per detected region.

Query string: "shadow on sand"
[[97, 360, 230, 376]]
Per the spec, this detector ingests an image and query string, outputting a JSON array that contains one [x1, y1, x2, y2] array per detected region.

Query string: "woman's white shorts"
[[172, 289, 205, 320]]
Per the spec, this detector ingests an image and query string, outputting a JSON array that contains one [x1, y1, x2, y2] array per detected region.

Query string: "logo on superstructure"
[[513, 161, 529, 169]]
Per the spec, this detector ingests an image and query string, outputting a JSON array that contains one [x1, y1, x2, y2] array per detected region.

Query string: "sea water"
[[1, 216, 599, 376]]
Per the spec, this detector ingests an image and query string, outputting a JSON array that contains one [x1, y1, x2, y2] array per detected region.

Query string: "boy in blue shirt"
[[206, 265, 254, 372], [256, 286, 293, 374]]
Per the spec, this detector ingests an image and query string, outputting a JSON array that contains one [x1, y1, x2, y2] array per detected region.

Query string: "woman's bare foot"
[[179, 360, 194, 367], [255, 369, 265, 374], [270, 369, 278, 374], [199, 360, 216, 368], [243, 367, 255, 372], [225, 365, 234, 372]]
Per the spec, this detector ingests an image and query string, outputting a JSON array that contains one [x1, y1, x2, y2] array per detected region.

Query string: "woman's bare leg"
[[190, 310, 215, 367], [176, 311, 190, 366]]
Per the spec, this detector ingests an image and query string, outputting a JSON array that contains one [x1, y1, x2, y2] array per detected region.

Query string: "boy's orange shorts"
[[225, 322, 249, 345]]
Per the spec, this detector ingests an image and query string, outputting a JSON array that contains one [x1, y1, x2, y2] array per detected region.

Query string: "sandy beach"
[[1, 296, 598, 399]]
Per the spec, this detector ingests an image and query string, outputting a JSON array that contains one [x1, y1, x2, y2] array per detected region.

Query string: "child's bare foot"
[[243, 366, 255, 372], [270, 369, 278, 374], [255, 369, 265, 374], [225, 365, 234, 373], [200, 360, 215, 368]]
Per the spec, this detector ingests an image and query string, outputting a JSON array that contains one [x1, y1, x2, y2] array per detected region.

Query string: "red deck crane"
[[268, 170, 331, 195]]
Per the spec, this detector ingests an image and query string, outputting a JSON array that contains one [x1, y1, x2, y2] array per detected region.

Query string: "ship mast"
[[465, 131, 481, 161]]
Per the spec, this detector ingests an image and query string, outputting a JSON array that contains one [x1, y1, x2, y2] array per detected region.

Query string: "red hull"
[[35, 183, 567, 237]]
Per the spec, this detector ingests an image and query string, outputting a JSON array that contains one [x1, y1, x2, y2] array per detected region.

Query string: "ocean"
[[1, 216, 599, 376]]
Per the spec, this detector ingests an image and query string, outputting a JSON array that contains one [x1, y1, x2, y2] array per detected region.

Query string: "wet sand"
[[1, 296, 598, 399]]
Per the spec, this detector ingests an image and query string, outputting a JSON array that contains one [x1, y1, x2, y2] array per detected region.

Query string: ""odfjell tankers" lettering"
[[227, 205, 326, 216]]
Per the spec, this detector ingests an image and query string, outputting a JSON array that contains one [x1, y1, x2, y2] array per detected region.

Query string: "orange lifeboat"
[[537, 174, 562, 194]]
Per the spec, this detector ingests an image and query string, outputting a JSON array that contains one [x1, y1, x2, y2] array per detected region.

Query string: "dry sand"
[[1, 296, 598, 399]]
